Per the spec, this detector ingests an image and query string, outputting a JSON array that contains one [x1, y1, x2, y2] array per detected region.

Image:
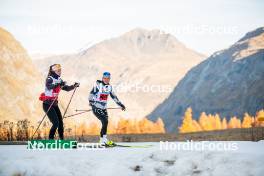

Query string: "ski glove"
[[73, 82, 80, 87], [120, 104, 126, 111]]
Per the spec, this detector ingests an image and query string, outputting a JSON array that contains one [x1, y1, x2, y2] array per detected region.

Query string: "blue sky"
[[0, 0, 263, 56]]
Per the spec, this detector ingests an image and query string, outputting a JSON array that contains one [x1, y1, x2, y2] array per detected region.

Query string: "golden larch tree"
[[179, 107, 200, 133], [242, 113, 252, 128]]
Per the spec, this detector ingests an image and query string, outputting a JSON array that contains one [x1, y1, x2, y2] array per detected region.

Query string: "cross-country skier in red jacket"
[[39, 64, 79, 139]]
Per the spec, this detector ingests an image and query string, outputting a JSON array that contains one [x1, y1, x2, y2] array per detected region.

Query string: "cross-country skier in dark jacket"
[[89, 72, 125, 146], [39, 64, 79, 139]]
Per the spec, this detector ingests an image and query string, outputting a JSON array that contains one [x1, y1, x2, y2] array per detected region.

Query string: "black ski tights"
[[92, 107, 108, 137], [43, 103, 64, 140]]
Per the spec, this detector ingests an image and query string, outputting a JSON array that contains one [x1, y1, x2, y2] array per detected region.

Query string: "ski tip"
[[115, 144, 153, 148]]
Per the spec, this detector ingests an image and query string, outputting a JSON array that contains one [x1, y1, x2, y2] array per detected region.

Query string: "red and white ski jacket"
[[39, 74, 75, 105], [88, 80, 124, 109]]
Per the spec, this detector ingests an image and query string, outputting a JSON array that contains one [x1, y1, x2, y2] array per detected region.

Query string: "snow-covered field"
[[0, 141, 263, 176]]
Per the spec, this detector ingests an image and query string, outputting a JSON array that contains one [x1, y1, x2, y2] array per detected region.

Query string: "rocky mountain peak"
[[120, 28, 185, 53], [229, 27, 264, 61], [238, 27, 264, 42]]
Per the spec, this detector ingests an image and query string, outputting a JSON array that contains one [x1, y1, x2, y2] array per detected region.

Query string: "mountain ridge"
[[0, 27, 43, 122], [148, 27, 264, 132]]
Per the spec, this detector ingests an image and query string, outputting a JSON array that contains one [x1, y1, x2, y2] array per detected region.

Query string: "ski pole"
[[64, 107, 122, 119], [31, 96, 58, 139], [75, 107, 121, 112], [64, 110, 92, 118], [62, 86, 77, 119]]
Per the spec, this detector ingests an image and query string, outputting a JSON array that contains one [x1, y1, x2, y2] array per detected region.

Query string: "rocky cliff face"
[[33, 28, 205, 120], [148, 27, 264, 132], [0, 27, 42, 122]]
